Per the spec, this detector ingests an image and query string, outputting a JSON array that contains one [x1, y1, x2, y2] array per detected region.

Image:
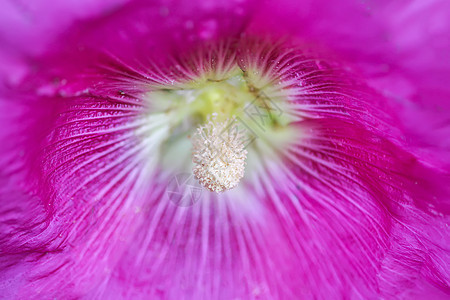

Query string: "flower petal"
[[248, 0, 450, 167]]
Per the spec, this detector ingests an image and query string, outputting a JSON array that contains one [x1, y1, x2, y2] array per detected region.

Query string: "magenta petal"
[[249, 0, 450, 167], [262, 117, 449, 298], [0, 0, 130, 56]]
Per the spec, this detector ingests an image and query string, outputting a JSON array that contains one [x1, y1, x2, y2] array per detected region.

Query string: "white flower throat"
[[142, 69, 295, 194]]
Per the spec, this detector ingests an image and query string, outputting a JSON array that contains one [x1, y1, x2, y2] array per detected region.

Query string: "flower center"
[[139, 51, 297, 193], [191, 114, 248, 192]]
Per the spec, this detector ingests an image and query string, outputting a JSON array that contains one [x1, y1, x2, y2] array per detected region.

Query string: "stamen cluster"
[[191, 114, 248, 192]]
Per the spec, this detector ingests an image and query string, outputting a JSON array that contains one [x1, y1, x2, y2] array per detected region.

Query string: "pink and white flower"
[[0, 0, 449, 298]]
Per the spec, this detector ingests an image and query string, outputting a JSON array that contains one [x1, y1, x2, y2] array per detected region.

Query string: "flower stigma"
[[191, 113, 248, 193]]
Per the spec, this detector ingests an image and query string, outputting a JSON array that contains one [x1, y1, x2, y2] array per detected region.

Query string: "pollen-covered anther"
[[191, 114, 248, 193]]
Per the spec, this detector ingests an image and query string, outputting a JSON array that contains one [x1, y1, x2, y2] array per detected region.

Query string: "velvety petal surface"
[[249, 0, 450, 167]]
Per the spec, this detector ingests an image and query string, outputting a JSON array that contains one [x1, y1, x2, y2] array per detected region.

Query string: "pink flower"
[[1, 0, 449, 299]]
